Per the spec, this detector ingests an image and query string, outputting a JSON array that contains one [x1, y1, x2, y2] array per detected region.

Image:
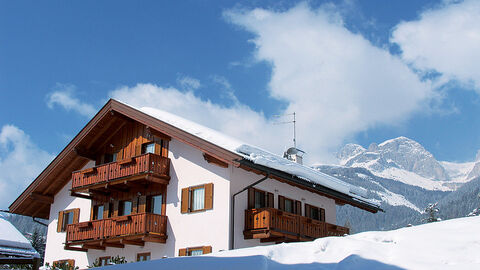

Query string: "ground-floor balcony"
[[244, 207, 349, 243], [71, 153, 170, 193], [65, 213, 167, 251]]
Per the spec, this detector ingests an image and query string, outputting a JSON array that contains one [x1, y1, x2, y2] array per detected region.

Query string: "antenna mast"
[[273, 112, 297, 148]]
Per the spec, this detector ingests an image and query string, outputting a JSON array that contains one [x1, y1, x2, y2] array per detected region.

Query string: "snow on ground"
[[97, 216, 480, 270]]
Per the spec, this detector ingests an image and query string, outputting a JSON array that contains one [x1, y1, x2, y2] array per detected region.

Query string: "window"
[[284, 198, 294, 213], [178, 246, 212, 256], [53, 259, 75, 269], [305, 204, 325, 222], [278, 196, 301, 215], [119, 200, 133, 216], [147, 194, 163, 215], [142, 142, 155, 154], [98, 256, 111, 266], [248, 188, 274, 209], [104, 152, 117, 163], [137, 252, 151, 262], [57, 209, 79, 232], [181, 183, 213, 213], [191, 186, 205, 211], [92, 204, 104, 220]]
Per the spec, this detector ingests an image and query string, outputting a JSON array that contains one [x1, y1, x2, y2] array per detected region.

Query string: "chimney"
[[283, 147, 305, 165]]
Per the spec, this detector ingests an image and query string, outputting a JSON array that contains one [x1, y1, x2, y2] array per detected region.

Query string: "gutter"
[[237, 160, 383, 213], [230, 173, 269, 250]]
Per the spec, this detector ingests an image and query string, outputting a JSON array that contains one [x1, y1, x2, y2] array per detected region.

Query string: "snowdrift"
[[96, 216, 480, 269]]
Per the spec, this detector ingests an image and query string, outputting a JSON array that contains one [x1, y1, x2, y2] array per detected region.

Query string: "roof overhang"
[[237, 159, 382, 213], [9, 99, 243, 218]]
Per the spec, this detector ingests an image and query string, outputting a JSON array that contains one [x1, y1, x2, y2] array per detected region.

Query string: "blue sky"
[[2, 0, 480, 207]]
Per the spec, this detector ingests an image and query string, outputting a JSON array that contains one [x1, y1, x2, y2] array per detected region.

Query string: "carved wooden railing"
[[66, 213, 167, 243], [71, 153, 170, 189], [244, 207, 348, 240]]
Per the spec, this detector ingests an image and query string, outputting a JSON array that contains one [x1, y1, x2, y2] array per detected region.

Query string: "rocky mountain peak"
[[340, 137, 449, 181]]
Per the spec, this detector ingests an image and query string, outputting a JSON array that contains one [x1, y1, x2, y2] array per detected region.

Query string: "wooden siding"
[[71, 153, 170, 191], [66, 213, 167, 244], [244, 207, 349, 242]]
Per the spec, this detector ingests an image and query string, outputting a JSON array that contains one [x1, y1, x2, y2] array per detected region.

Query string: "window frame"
[[92, 204, 104, 220], [119, 200, 133, 216], [178, 246, 212, 256], [304, 203, 325, 222], [57, 208, 79, 232], [136, 252, 151, 262], [247, 188, 274, 209], [98, 256, 111, 266], [181, 183, 213, 214], [146, 193, 165, 215]]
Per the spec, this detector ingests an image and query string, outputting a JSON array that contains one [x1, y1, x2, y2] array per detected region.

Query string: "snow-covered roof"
[[0, 218, 39, 258], [134, 103, 377, 207]]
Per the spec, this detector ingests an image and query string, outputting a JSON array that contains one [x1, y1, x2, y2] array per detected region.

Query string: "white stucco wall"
[[44, 139, 233, 268], [230, 166, 337, 249], [44, 161, 95, 268], [43, 138, 339, 268]]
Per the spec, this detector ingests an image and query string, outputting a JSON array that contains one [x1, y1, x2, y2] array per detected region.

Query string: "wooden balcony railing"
[[66, 213, 167, 245], [244, 207, 349, 242], [71, 153, 170, 190]]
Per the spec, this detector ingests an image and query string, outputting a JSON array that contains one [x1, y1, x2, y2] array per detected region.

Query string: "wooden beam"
[[82, 244, 105, 250], [64, 245, 88, 252], [120, 239, 144, 246], [29, 192, 54, 204], [70, 191, 93, 200], [73, 147, 96, 160], [100, 241, 124, 248], [106, 185, 130, 193], [89, 189, 111, 196], [203, 153, 229, 168], [142, 235, 166, 244]]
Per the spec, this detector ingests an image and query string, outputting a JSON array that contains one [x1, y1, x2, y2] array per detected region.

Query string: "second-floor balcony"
[[65, 213, 167, 251], [71, 153, 170, 192], [244, 207, 349, 243]]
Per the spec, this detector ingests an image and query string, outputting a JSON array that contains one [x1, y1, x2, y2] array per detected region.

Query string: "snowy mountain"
[[96, 216, 480, 270], [337, 137, 479, 191]]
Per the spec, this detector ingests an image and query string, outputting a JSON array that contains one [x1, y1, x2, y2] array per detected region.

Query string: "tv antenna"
[[273, 112, 297, 148]]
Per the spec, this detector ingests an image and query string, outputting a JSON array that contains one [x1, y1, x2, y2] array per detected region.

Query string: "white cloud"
[[223, 4, 433, 161], [392, 0, 480, 90], [110, 84, 288, 152], [0, 125, 54, 209], [46, 84, 97, 118], [177, 75, 201, 90]]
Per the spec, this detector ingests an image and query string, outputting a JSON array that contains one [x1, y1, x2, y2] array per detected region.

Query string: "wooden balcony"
[[65, 213, 167, 251], [71, 153, 170, 192], [244, 207, 349, 243]]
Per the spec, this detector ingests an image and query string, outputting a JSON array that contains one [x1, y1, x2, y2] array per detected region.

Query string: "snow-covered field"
[[96, 216, 480, 270]]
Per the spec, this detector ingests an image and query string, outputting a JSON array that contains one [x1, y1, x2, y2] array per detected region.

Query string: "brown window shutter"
[[181, 188, 189, 213], [162, 141, 169, 157], [305, 204, 311, 218], [247, 188, 255, 209], [135, 144, 142, 156], [154, 143, 161, 155], [113, 201, 120, 217], [278, 196, 285, 211], [295, 201, 302, 215], [138, 196, 147, 213], [132, 197, 138, 214], [103, 203, 110, 219], [320, 208, 326, 222], [266, 192, 274, 208], [57, 211, 64, 232], [202, 246, 212, 254], [178, 248, 187, 256], [204, 183, 214, 210], [73, 208, 80, 223], [67, 259, 75, 268], [90, 204, 95, 221]]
